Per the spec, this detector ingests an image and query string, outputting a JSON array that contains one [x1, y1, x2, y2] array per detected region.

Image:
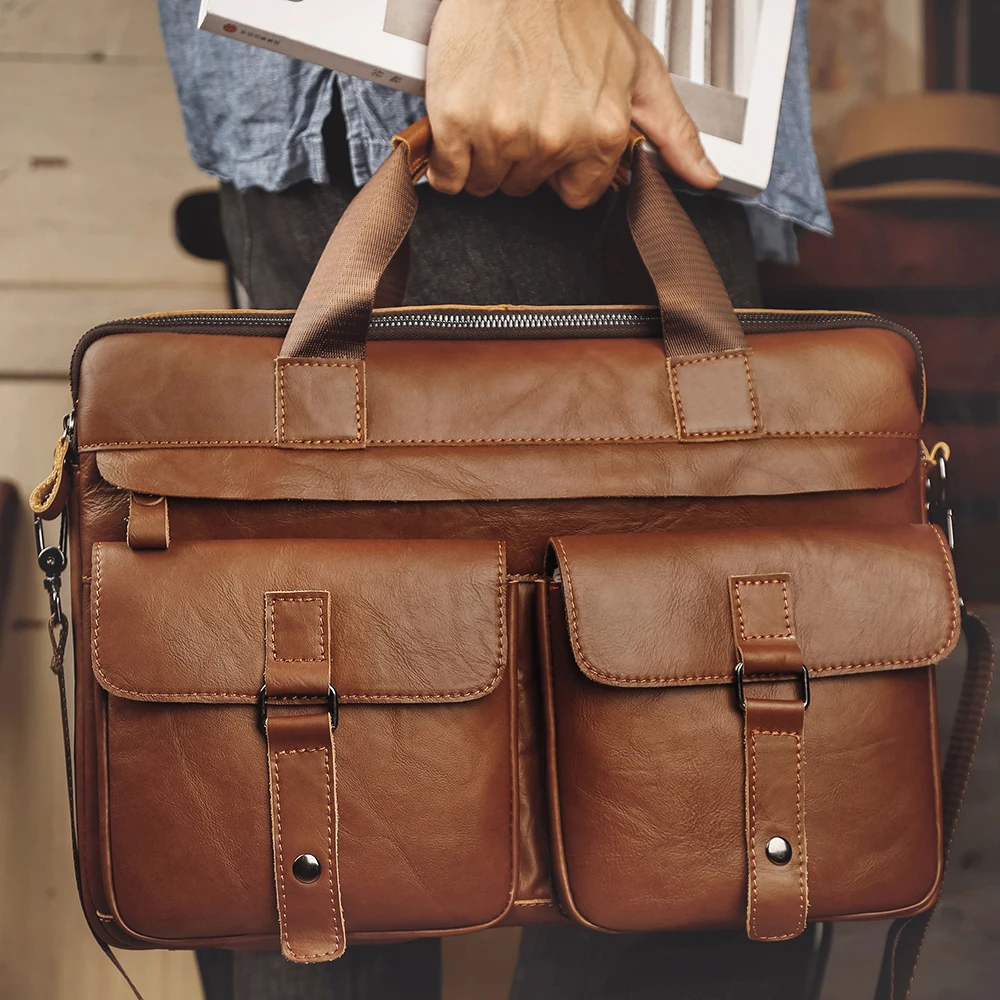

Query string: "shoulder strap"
[[47, 612, 145, 1000], [873, 611, 994, 999]]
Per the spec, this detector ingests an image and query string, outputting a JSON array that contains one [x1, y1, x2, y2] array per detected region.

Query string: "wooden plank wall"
[[0, 4, 517, 998], [0, 2, 224, 997]]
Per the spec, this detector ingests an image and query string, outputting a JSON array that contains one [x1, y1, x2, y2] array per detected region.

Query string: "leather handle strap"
[[280, 117, 748, 364], [873, 611, 995, 999]]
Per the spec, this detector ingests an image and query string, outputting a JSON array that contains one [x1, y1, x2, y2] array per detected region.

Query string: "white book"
[[199, 0, 794, 194]]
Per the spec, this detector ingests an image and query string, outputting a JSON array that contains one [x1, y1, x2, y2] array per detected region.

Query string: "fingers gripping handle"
[[281, 117, 749, 364]]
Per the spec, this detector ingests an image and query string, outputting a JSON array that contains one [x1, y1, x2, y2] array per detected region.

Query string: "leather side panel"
[[503, 581, 562, 924]]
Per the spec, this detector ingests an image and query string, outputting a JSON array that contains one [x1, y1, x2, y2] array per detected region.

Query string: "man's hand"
[[425, 0, 721, 208]]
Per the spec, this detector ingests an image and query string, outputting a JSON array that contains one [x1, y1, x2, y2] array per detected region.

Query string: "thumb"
[[630, 37, 722, 190]]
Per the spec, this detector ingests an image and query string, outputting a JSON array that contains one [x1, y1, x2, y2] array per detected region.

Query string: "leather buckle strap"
[[742, 697, 808, 942], [262, 590, 347, 963], [729, 573, 810, 943]]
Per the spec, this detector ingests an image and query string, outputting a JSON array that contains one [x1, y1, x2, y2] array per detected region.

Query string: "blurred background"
[[0, 1, 997, 997]]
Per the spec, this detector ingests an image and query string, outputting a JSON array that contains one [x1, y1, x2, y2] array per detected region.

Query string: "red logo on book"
[[223, 23, 238, 33]]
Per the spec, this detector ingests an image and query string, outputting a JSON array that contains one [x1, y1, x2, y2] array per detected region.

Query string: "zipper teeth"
[[125, 315, 287, 327], [76, 307, 905, 332], [368, 311, 652, 329], [369, 309, 925, 380]]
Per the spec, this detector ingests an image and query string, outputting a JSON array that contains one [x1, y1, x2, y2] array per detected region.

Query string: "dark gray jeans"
[[203, 169, 821, 1000]]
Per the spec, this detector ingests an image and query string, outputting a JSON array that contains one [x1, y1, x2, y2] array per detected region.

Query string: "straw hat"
[[827, 91, 1000, 201]]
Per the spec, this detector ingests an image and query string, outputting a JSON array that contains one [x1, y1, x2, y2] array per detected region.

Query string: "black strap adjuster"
[[258, 684, 339, 737], [734, 662, 810, 713]]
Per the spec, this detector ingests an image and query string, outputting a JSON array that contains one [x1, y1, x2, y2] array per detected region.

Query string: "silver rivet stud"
[[292, 854, 321, 883], [765, 836, 792, 865]]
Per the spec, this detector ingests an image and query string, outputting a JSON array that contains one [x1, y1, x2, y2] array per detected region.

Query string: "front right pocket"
[[543, 525, 960, 934]]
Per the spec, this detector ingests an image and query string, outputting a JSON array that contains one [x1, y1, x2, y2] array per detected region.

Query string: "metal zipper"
[[368, 310, 654, 331], [69, 307, 924, 402]]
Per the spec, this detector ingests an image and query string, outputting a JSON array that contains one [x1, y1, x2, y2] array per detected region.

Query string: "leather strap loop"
[[125, 494, 169, 550], [29, 432, 70, 520], [730, 574, 804, 675]]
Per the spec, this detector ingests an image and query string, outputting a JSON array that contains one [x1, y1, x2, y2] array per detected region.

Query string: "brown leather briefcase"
[[30, 120, 993, 999]]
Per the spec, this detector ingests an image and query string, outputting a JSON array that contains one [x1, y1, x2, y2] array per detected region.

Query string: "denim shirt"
[[158, 0, 830, 262]]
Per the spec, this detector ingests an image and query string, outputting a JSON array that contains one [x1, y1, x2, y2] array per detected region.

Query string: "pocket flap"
[[548, 525, 959, 688], [92, 538, 507, 704]]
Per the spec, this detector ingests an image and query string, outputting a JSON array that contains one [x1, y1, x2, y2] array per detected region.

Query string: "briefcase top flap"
[[74, 314, 923, 504], [547, 524, 960, 688], [91, 537, 507, 705]]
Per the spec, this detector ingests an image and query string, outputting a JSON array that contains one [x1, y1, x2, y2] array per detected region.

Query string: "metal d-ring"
[[258, 683, 339, 737], [734, 662, 810, 713]]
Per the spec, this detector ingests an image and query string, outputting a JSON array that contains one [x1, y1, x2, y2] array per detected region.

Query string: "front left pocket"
[[90, 537, 515, 946]]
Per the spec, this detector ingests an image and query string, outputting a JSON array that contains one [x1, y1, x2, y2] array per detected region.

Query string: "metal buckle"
[[734, 662, 810, 713], [34, 508, 68, 622], [924, 440, 965, 615], [33, 412, 75, 624], [258, 684, 339, 737]]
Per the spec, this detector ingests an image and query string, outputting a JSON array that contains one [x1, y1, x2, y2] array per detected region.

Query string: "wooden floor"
[[0, 2, 223, 997]]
